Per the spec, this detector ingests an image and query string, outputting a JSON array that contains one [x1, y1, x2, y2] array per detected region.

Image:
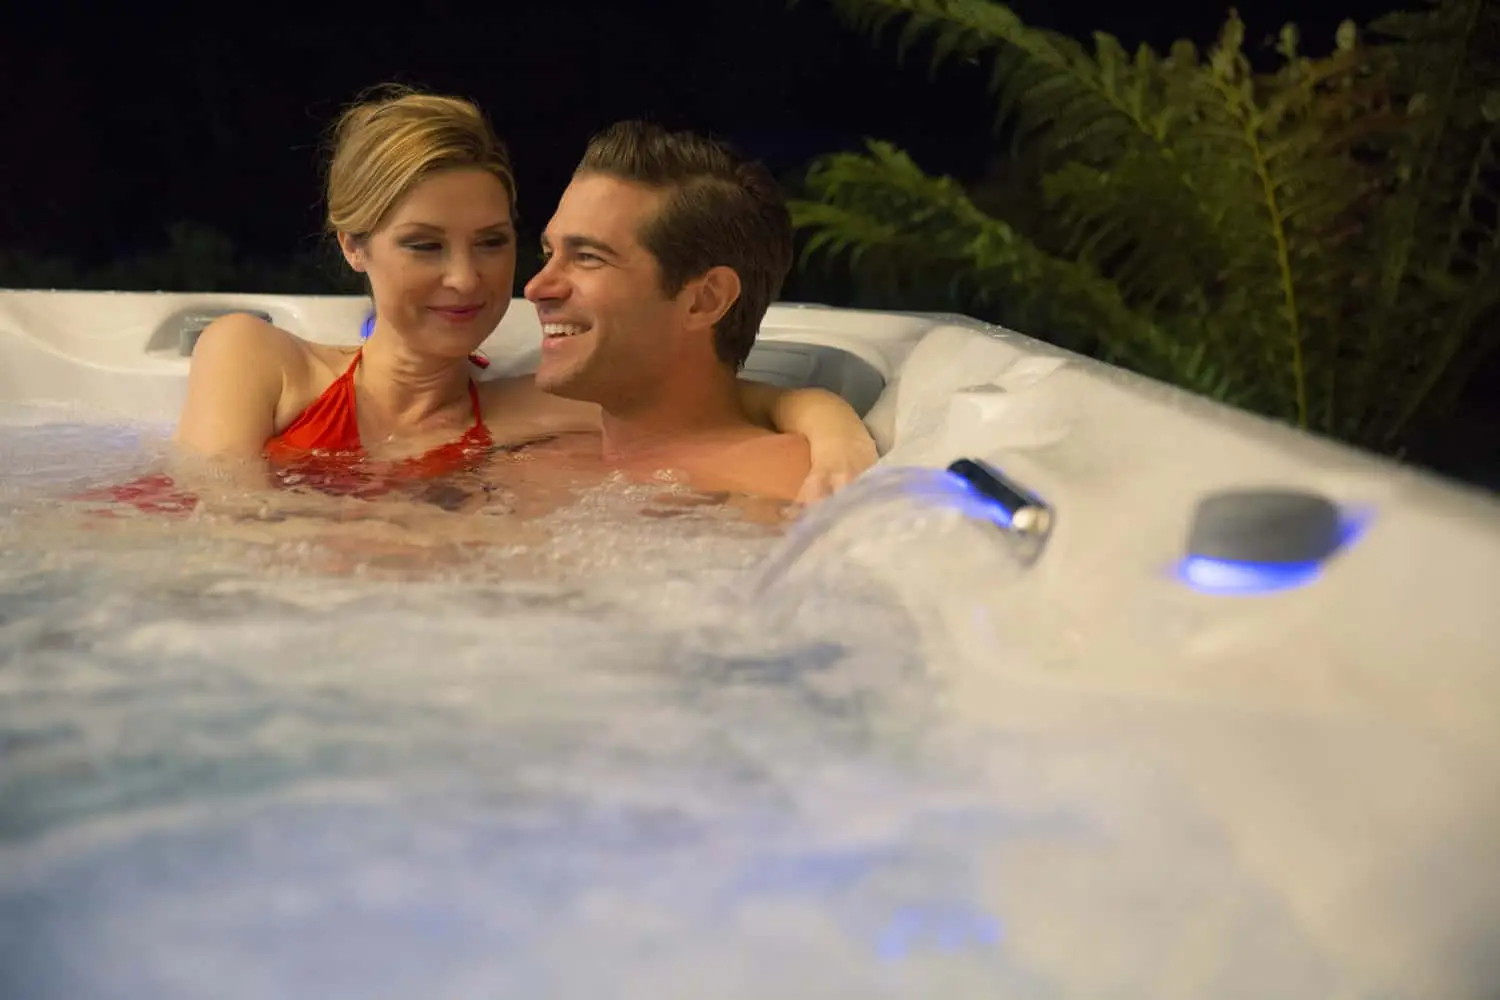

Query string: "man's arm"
[[505, 375, 877, 501], [736, 381, 878, 502]]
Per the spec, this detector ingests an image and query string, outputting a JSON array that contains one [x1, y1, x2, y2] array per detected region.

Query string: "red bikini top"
[[264, 350, 491, 464], [81, 351, 494, 514]]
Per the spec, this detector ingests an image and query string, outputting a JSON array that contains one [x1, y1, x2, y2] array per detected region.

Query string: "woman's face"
[[341, 167, 516, 359]]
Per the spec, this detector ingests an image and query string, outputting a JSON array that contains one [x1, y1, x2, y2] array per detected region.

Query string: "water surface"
[[0, 411, 1486, 999]]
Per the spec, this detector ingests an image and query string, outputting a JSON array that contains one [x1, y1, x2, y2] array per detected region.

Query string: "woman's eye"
[[404, 242, 442, 253]]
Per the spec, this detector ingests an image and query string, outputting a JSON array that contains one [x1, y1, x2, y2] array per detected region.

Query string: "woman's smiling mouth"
[[431, 305, 484, 323]]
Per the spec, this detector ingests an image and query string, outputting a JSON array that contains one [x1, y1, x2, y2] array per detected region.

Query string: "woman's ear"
[[685, 265, 742, 332], [337, 233, 367, 273]]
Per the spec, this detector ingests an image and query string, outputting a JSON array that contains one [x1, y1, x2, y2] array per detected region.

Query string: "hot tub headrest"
[[739, 340, 886, 418], [148, 309, 888, 419]]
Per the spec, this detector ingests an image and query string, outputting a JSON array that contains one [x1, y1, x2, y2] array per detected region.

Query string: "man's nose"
[[524, 256, 567, 303]]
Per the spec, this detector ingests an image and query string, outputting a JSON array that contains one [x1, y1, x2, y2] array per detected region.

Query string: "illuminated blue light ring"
[[360, 311, 375, 340], [1176, 512, 1371, 596], [1177, 555, 1325, 594], [875, 902, 1004, 961]]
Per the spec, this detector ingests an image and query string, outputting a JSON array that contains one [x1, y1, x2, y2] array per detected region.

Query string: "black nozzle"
[[946, 458, 1035, 515]]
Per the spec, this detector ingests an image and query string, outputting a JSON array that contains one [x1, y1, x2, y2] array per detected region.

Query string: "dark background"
[[1, 0, 1397, 265], [4, 0, 1490, 486]]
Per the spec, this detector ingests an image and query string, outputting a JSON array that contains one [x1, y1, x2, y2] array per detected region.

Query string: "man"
[[516, 119, 814, 502]]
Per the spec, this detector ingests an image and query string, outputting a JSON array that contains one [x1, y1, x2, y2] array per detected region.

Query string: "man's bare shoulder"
[[696, 430, 811, 502]]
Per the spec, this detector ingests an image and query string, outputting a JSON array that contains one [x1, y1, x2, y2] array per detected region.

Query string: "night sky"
[[2, 0, 1392, 267]]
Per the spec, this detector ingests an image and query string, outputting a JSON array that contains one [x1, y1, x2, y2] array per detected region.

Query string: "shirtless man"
[[503, 119, 817, 503]]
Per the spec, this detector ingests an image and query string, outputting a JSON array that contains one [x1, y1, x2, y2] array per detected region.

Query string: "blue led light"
[[952, 478, 1014, 528], [1178, 555, 1324, 595], [716, 847, 1003, 963], [360, 311, 375, 340], [1177, 512, 1370, 596], [875, 469, 1017, 529], [943, 459, 1043, 529], [876, 901, 1003, 961]]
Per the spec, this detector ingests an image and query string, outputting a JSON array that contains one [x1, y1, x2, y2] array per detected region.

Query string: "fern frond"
[[1022, 11, 1390, 426], [1165, 13, 1396, 427], [1434, 104, 1500, 281], [823, 1, 1389, 427], [823, 0, 1173, 163], [802, 0, 1499, 447], [1341, 0, 1500, 441], [792, 142, 1256, 401], [1378, 114, 1500, 442], [1040, 155, 1221, 316]]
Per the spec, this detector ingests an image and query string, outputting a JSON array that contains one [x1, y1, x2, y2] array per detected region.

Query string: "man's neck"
[[597, 368, 754, 459]]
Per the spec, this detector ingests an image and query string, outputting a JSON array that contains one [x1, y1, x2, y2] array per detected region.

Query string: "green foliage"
[[0, 223, 359, 296], [792, 0, 1500, 449]]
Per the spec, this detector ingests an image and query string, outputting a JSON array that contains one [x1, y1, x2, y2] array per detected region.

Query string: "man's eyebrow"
[[541, 233, 621, 258]]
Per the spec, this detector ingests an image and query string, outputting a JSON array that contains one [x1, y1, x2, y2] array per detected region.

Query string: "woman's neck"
[[354, 334, 475, 435]]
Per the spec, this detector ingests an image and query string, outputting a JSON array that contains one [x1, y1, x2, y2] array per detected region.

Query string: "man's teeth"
[[542, 323, 586, 338]]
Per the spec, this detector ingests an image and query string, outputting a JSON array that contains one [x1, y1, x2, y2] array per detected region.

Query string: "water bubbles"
[[1, 413, 1487, 998]]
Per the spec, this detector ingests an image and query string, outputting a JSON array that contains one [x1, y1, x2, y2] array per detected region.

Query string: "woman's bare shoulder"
[[190, 313, 354, 416], [296, 338, 360, 386], [192, 312, 333, 373]]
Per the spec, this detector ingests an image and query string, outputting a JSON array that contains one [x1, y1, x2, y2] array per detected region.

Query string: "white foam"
[[1, 416, 1496, 999]]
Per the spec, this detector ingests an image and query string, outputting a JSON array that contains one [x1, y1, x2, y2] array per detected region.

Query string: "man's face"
[[524, 173, 690, 405]]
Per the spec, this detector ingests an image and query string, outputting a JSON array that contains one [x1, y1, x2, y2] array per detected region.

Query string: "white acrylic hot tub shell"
[[3, 289, 1499, 996], [2, 289, 1496, 710]]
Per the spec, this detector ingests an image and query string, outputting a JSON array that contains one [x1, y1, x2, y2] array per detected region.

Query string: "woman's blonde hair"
[[324, 84, 517, 239]]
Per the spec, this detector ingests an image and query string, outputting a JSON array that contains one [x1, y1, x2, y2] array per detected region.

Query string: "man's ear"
[[337, 233, 367, 273], [684, 265, 742, 331]]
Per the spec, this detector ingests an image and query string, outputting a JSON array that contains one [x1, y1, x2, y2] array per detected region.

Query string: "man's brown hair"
[[576, 121, 792, 369]]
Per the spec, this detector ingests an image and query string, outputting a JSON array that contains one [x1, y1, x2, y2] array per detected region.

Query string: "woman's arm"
[[174, 314, 288, 460], [169, 313, 289, 496], [737, 381, 879, 503]]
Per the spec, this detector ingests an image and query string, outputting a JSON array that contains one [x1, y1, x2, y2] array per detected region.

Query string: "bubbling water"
[[1, 411, 1486, 999]]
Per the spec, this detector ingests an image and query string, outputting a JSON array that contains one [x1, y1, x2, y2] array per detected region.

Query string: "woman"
[[171, 87, 877, 508]]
